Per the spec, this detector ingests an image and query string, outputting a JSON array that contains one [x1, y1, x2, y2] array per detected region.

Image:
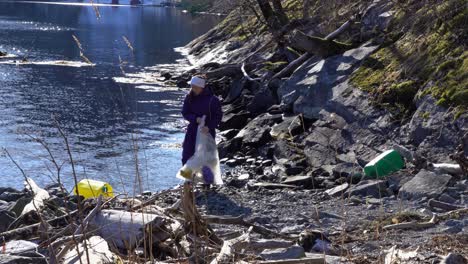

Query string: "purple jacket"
[[181, 87, 222, 164]]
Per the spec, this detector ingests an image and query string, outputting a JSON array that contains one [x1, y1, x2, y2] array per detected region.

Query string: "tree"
[[271, 0, 289, 24], [255, 0, 282, 31]]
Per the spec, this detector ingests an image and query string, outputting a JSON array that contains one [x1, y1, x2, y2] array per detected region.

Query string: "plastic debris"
[[73, 179, 114, 199], [177, 116, 223, 185], [364, 150, 404, 178]]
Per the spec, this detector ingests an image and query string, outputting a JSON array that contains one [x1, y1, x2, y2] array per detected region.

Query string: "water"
[[0, 1, 221, 193]]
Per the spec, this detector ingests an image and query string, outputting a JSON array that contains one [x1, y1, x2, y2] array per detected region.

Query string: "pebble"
[[445, 219, 463, 227], [246, 158, 256, 164], [238, 173, 250, 181], [226, 159, 238, 167], [443, 225, 462, 234], [262, 160, 273, 166], [438, 193, 457, 204]]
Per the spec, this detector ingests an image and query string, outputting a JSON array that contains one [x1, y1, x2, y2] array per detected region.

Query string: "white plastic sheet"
[[177, 115, 223, 185]]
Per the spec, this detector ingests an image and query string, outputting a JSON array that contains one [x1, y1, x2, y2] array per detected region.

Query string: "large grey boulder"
[[278, 43, 379, 119], [402, 95, 467, 162], [247, 88, 276, 114], [399, 170, 452, 200], [260, 245, 306, 260], [219, 110, 250, 130], [235, 113, 282, 147]]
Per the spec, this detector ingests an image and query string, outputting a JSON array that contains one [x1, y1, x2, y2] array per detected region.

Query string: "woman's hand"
[[201, 126, 209, 134], [196, 117, 202, 124]]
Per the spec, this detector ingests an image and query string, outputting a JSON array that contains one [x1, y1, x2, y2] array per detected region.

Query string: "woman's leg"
[[182, 128, 197, 165]]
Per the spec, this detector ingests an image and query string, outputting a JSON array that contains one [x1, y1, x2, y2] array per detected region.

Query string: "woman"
[[181, 75, 223, 166]]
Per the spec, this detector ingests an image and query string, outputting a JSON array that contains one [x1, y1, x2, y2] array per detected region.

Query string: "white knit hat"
[[188, 76, 206, 88]]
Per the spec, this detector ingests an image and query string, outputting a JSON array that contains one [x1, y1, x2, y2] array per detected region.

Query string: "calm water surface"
[[0, 1, 220, 193]]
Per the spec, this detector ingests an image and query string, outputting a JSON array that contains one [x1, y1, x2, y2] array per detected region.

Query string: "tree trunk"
[[289, 30, 352, 57], [272, 0, 289, 24], [256, 0, 281, 31], [302, 0, 311, 19]]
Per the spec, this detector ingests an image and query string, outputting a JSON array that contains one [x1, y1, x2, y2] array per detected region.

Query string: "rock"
[[261, 160, 273, 166], [280, 225, 305, 234], [246, 158, 256, 164], [438, 193, 457, 204], [225, 78, 249, 103], [0, 192, 24, 202], [332, 163, 361, 178], [238, 173, 250, 180], [260, 245, 306, 260], [7, 197, 31, 217], [285, 166, 305, 176], [0, 210, 16, 232], [0, 255, 47, 264], [226, 159, 239, 167], [305, 144, 337, 168], [441, 253, 467, 264], [273, 140, 303, 161], [345, 180, 387, 198], [4, 240, 38, 255], [278, 44, 380, 119], [226, 178, 248, 188], [305, 253, 344, 264], [218, 137, 242, 158], [282, 176, 314, 188], [220, 158, 229, 163], [247, 88, 276, 114], [176, 79, 189, 88], [218, 129, 239, 140], [311, 239, 333, 254], [392, 144, 414, 162], [235, 156, 247, 163], [445, 219, 463, 227], [399, 170, 452, 200], [161, 72, 172, 80], [0, 200, 8, 211], [235, 114, 282, 147], [442, 225, 462, 234], [270, 115, 304, 139], [0, 187, 19, 195], [225, 41, 242, 51], [219, 111, 250, 130], [405, 96, 465, 161], [325, 183, 349, 197]]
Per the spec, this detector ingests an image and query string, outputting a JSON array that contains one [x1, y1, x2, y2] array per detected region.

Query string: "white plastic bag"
[[177, 115, 223, 185]]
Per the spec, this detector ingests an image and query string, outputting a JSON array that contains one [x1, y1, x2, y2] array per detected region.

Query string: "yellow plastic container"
[[73, 179, 114, 199]]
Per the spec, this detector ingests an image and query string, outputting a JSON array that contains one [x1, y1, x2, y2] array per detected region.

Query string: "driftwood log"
[[428, 199, 464, 211], [382, 214, 437, 231], [88, 209, 180, 250], [289, 30, 352, 57], [272, 16, 355, 80]]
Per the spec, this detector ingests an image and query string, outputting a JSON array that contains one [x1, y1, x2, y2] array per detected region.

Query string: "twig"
[[383, 214, 437, 231]]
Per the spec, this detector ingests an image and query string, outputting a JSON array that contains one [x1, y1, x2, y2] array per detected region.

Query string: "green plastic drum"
[[364, 149, 404, 178]]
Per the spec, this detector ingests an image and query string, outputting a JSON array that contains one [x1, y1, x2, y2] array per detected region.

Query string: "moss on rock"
[[350, 0, 467, 115]]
